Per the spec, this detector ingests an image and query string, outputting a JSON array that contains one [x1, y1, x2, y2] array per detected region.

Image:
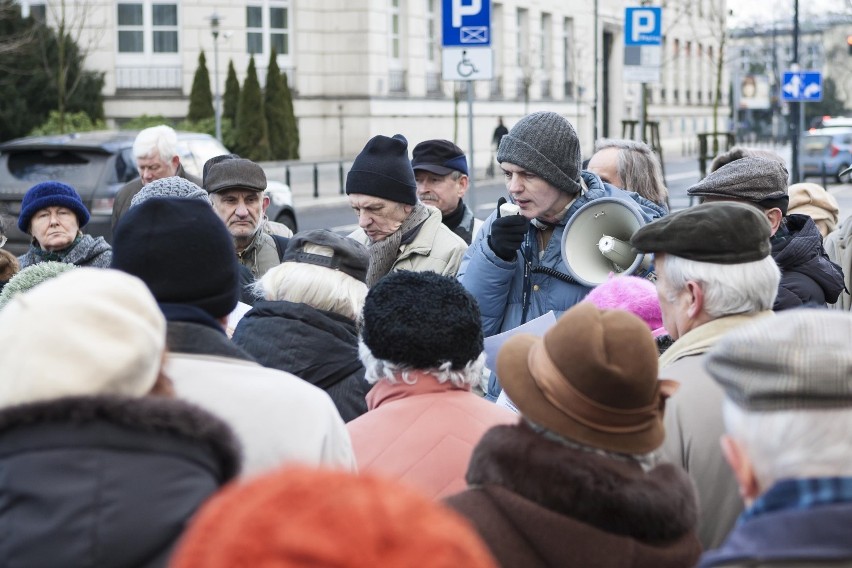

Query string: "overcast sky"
[[728, 0, 851, 27]]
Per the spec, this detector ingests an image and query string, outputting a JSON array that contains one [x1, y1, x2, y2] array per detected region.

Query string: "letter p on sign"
[[631, 11, 654, 42], [452, 0, 482, 28]]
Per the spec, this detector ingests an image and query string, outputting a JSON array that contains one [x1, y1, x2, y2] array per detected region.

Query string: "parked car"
[[0, 131, 297, 254], [801, 127, 852, 184]]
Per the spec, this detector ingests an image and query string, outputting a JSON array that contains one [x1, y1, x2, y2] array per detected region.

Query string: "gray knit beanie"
[[130, 176, 209, 208], [496, 111, 582, 194]]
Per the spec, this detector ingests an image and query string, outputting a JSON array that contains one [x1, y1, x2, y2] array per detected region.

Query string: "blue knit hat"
[[18, 181, 90, 233], [346, 134, 417, 205]]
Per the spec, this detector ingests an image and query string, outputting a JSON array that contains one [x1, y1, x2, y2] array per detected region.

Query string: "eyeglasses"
[[0, 235, 6, 248]]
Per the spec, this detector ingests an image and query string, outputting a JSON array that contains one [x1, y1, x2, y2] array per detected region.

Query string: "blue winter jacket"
[[458, 171, 667, 399]]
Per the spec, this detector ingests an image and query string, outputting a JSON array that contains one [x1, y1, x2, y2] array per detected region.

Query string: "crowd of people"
[[1, 113, 851, 568]]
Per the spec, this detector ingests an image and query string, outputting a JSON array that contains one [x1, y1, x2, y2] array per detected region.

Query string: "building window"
[[117, 2, 177, 54], [540, 12, 551, 69], [390, 0, 401, 61], [562, 17, 574, 98], [20, 1, 46, 20], [246, 2, 290, 56], [516, 8, 528, 67], [425, 0, 436, 63]]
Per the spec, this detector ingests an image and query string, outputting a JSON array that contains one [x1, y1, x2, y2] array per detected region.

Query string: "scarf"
[[32, 234, 82, 262], [366, 202, 430, 287]]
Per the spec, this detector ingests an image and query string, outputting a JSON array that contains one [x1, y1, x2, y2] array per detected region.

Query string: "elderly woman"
[[16, 181, 112, 269], [231, 229, 372, 422]]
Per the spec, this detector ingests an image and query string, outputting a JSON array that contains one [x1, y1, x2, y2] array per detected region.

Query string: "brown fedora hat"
[[498, 303, 677, 455]]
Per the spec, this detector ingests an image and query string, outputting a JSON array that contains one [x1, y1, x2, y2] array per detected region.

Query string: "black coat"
[[0, 395, 240, 568], [772, 214, 845, 310], [232, 300, 369, 422]]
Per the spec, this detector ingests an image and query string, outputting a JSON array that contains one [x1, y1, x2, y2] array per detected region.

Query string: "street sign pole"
[[467, 82, 475, 202], [624, 7, 662, 143]]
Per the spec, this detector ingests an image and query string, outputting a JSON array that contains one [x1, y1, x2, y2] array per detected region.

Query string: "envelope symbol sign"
[[461, 26, 488, 43]]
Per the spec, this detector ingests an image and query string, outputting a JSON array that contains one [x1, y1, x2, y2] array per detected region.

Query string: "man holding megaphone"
[[457, 111, 667, 401]]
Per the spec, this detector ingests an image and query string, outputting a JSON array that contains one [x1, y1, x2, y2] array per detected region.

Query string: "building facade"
[[18, 0, 728, 164]]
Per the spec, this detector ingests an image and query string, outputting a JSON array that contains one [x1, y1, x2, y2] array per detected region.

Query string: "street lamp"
[[209, 12, 222, 142]]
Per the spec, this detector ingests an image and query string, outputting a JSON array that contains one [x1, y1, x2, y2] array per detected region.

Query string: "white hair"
[[657, 254, 780, 318], [358, 340, 485, 389], [133, 125, 178, 161], [723, 399, 852, 490], [253, 243, 368, 321]]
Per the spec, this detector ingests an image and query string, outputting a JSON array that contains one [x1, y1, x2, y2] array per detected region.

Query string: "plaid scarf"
[[366, 203, 429, 287]]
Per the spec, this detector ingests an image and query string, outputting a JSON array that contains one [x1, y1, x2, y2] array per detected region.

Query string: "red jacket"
[[347, 373, 517, 499]]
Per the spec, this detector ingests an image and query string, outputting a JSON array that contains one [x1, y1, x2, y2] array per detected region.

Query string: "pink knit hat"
[[583, 275, 666, 337]]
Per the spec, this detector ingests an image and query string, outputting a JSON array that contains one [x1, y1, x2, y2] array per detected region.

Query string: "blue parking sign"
[[442, 0, 491, 47], [625, 7, 662, 46]]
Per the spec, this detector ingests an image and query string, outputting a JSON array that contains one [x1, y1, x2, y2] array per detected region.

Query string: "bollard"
[[285, 167, 291, 188], [339, 161, 345, 195], [821, 161, 828, 188], [313, 163, 319, 198]]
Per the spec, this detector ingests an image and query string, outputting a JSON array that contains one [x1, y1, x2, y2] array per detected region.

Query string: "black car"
[[0, 131, 297, 255]]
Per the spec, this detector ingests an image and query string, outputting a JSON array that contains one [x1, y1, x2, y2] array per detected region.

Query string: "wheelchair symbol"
[[457, 50, 479, 78]]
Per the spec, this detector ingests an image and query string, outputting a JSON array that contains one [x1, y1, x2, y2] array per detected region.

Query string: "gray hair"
[[723, 399, 852, 490], [358, 341, 485, 389], [593, 138, 668, 206], [253, 243, 368, 321], [657, 253, 780, 318], [133, 125, 178, 161]]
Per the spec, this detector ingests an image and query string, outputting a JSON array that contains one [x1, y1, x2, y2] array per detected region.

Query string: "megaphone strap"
[[527, 341, 665, 435]]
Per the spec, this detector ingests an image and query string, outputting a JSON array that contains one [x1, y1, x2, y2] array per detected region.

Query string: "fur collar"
[[467, 423, 698, 544], [0, 395, 241, 479]]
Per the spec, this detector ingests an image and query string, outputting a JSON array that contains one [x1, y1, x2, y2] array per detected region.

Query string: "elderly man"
[[412, 139, 483, 244], [203, 155, 288, 278], [458, 111, 666, 401], [346, 134, 467, 286], [346, 271, 515, 499], [631, 201, 781, 549], [688, 156, 844, 310], [699, 309, 852, 567], [111, 125, 201, 233], [587, 138, 669, 206], [111, 197, 356, 476]]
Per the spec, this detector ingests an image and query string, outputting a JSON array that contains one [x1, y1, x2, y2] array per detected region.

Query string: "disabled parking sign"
[[442, 0, 492, 81]]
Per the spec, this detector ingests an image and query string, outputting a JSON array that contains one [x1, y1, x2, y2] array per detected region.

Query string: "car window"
[[187, 138, 229, 176], [114, 148, 139, 183], [6, 150, 108, 187]]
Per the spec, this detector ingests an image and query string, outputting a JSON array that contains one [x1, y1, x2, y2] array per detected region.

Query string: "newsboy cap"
[[203, 155, 267, 194], [687, 157, 789, 206], [283, 229, 370, 284], [705, 309, 852, 412], [631, 201, 772, 264]]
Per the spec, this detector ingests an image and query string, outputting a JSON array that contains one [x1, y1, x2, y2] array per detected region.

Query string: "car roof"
[[807, 127, 852, 136], [0, 130, 215, 154]]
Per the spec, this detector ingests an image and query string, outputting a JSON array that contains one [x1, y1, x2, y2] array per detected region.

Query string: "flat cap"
[[631, 201, 772, 264], [203, 155, 267, 194], [687, 156, 789, 204], [283, 230, 370, 284], [705, 309, 852, 411]]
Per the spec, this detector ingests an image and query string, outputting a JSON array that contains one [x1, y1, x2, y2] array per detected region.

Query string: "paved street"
[[277, 147, 852, 235]]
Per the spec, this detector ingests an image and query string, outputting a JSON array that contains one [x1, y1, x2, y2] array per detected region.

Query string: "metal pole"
[[467, 81, 476, 212], [638, 84, 646, 142], [790, 0, 800, 182], [212, 34, 222, 142], [593, 0, 599, 141]]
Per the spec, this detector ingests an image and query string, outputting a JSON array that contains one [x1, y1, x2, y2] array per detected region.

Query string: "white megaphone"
[[561, 197, 652, 287]]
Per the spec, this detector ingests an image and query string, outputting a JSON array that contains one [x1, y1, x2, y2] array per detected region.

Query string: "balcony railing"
[[540, 78, 551, 99], [389, 69, 407, 93], [115, 66, 182, 90], [490, 76, 503, 98], [426, 72, 444, 96]]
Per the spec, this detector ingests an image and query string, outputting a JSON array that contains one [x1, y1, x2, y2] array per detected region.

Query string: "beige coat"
[[350, 205, 468, 277], [825, 215, 852, 311], [660, 312, 774, 550]]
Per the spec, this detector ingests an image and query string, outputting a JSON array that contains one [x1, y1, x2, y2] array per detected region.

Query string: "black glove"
[[488, 197, 529, 261]]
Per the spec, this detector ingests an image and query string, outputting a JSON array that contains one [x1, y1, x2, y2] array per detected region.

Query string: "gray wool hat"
[[130, 176, 209, 208], [705, 309, 852, 412], [496, 111, 582, 195], [687, 157, 789, 206], [203, 155, 267, 194]]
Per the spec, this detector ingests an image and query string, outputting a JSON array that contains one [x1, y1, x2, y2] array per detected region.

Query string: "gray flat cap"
[[705, 309, 852, 411], [203, 155, 267, 194], [687, 157, 789, 203], [631, 201, 772, 264]]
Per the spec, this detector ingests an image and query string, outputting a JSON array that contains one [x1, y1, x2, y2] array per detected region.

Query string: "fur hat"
[[0, 261, 75, 311], [130, 176, 209, 208], [498, 302, 677, 455], [583, 276, 665, 337], [283, 229, 370, 283], [170, 466, 498, 568], [360, 271, 483, 370], [787, 182, 839, 238], [111, 197, 240, 318], [631, 201, 772, 264], [346, 134, 418, 205], [203, 155, 267, 194], [0, 268, 166, 407], [687, 157, 789, 212], [18, 181, 90, 232], [497, 111, 582, 194], [706, 309, 852, 412]]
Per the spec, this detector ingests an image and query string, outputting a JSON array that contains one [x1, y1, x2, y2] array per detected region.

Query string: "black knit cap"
[[111, 197, 240, 318], [631, 201, 772, 264], [360, 271, 483, 370], [346, 134, 417, 205]]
